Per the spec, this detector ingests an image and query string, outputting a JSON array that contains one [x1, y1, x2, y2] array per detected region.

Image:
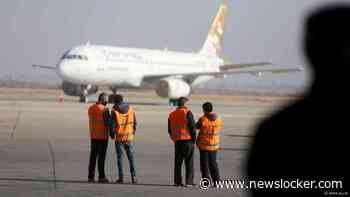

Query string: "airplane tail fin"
[[200, 0, 228, 57]]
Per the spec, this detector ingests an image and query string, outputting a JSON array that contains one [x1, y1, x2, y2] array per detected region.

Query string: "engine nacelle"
[[62, 81, 98, 96], [155, 78, 191, 98]]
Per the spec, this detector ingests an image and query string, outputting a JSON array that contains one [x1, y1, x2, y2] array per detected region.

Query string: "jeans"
[[88, 139, 108, 180], [115, 141, 136, 178], [199, 150, 220, 182]]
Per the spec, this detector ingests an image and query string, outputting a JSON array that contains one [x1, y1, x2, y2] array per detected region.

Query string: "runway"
[[0, 88, 295, 197]]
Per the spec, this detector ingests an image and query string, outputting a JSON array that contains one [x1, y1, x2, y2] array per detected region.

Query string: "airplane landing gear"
[[109, 87, 118, 103], [79, 95, 88, 103], [169, 98, 178, 106], [79, 84, 92, 103]]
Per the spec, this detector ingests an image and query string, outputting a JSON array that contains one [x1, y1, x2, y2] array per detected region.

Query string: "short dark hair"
[[202, 102, 213, 113], [114, 94, 123, 105], [177, 97, 188, 107], [305, 4, 350, 68], [98, 92, 107, 102]]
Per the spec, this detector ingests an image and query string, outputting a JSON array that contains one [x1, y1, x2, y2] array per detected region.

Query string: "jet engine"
[[62, 81, 98, 96], [155, 78, 191, 98]]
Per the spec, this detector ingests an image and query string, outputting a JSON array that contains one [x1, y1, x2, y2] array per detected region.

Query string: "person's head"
[[304, 4, 350, 75], [114, 94, 124, 105], [177, 97, 188, 107], [202, 102, 213, 114], [98, 92, 108, 105]]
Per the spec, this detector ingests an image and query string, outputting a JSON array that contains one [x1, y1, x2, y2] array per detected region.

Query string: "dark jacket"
[[168, 107, 196, 143], [110, 102, 137, 138], [196, 112, 218, 129]]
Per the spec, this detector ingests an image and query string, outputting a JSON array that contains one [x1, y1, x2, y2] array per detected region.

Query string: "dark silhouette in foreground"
[[247, 4, 349, 196]]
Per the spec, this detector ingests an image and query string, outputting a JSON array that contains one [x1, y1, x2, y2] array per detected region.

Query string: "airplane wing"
[[143, 67, 303, 84], [219, 62, 272, 71], [32, 64, 56, 70]]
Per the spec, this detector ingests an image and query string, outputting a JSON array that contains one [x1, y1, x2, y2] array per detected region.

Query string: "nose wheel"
[[79, 84, 92, 103], [108, 87, 118, 103], [79, 94, 88, 103]]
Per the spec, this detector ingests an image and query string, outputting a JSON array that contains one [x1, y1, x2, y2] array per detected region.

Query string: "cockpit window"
[[62, 54, 88, 61]]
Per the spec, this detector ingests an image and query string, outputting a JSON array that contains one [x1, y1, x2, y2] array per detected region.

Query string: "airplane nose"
[[57, 62, 72, 80]]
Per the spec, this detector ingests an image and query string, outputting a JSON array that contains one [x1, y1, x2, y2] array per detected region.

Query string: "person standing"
[[110, 94, 138, 184], [168, 97, 196, 187], [247, 5, 349, 195], [87, 92, 110, 183], [196, 102, 222, 185]]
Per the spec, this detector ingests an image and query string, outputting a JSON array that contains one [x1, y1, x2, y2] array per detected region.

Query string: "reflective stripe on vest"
[[169, 107, 192, 141], [113, 107, 135, 142], [88, 103, 108, 140], [197, 114, 222, 151]]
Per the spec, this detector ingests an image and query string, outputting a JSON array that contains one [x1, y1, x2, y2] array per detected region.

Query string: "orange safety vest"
[[113, 107, 135, 142], [169, 106, 192, 142], [197, 113, 222, 151], [88, 103, 108, 140]]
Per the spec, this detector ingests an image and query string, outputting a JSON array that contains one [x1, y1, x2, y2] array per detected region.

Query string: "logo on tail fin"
[[200, 0, 228, 56]]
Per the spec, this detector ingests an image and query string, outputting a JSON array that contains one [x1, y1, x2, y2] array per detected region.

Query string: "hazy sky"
[[0, 0, 338, 91]]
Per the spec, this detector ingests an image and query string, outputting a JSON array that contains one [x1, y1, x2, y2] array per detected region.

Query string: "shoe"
[[98, 178, 109, 183], [88, 178, 95, 183], [115, 178, 124, 184], [212, 180, 220, 188], [131, 176, 138, 184], [185, 183, 196, 187], [174, 183, 184, 187]]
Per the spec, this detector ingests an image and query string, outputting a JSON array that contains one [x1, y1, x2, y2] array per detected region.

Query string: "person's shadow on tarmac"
[[246, 4, 349, 196]]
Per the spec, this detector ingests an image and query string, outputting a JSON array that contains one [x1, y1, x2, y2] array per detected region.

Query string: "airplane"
[[33, 0, 302, 103]]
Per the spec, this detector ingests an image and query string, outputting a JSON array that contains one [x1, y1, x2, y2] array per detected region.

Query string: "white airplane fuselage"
[[34, 1, 300, 102], [57, 45, 223, 87]]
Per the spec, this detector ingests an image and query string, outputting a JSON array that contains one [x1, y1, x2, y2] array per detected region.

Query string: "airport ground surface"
[[0, 88, 297, 197]]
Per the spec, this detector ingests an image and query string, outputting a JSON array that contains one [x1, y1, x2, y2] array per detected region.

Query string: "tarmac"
[[0, 88, 295, 197]]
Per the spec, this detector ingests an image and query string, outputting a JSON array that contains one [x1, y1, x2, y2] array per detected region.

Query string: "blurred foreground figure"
[[247, 4, 349, 196]]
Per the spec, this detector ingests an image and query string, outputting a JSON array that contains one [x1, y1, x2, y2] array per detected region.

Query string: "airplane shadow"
[[0, 177, 174, 188], [127, 102, 165, 106], [84, 99, 166, 106]]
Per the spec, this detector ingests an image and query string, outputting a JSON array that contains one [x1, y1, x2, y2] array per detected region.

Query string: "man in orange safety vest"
[[110, 94, 138, 184], [168, 97, 196, 187], [196, 102, 222, 185], [87, 92, 110, 183]]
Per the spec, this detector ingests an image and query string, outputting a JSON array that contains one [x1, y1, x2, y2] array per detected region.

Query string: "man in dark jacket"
[[196, 102, 222, 186], [110, 94, 138, 184], [247, 4, 349, 196]]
